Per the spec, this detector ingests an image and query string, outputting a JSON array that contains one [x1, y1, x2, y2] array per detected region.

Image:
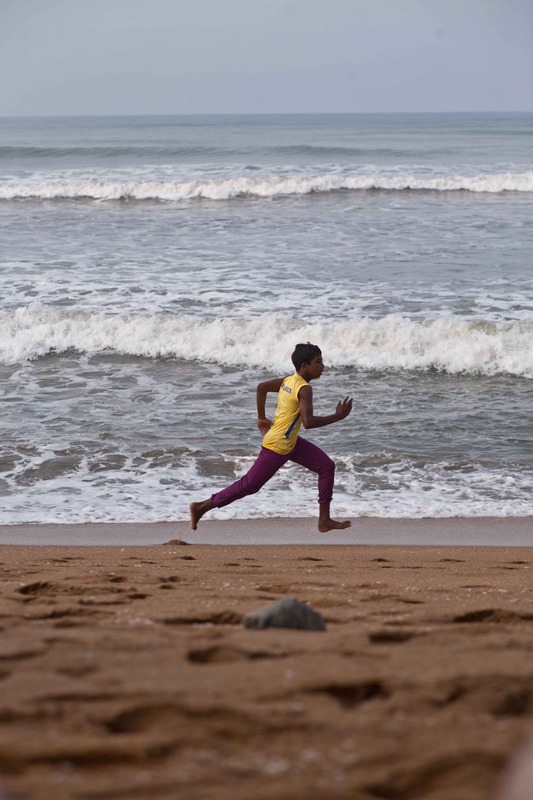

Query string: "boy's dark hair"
[[291, 342, 322, 371]]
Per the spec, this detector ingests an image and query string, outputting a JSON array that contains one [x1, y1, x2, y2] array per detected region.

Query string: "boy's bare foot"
[[318, 502, 351, 533], [318, 518, 352, 532], [189, 500, 213, 530]]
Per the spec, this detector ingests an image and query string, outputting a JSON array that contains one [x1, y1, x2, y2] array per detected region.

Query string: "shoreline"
[[0, 516, 532, 547]]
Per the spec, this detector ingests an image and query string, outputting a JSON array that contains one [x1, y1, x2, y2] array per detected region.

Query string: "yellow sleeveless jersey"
[[262, 372, 309, 455]]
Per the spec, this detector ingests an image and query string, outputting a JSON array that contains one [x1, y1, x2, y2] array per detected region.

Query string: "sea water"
[[1, 113, 532, 525]]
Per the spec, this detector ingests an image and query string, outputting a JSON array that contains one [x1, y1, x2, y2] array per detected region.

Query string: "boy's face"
[[302, 354, 324, 380]]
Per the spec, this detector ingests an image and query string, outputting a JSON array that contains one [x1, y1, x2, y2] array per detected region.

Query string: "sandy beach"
[[0, 520, 532, 800]]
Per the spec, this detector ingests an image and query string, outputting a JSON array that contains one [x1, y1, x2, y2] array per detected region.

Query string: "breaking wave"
[[3, 307, 533, 376], [1, 170, 532, 201]]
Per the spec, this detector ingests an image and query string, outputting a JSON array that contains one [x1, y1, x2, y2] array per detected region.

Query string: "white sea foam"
[[3, 306, 533, 376], [1, 170, 532, 201], [2, 449, 532, 524]]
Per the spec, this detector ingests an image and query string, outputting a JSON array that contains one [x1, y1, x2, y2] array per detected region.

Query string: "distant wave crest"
[[1, 170, 532, 201], [0, 144, 230, 159], [3, 307, 533, 377]]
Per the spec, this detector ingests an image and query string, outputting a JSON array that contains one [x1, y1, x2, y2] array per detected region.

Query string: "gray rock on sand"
[[243, 596, 326, 631]]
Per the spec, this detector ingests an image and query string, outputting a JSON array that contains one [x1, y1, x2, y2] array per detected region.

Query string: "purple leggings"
[[211, 437, 335, 509]]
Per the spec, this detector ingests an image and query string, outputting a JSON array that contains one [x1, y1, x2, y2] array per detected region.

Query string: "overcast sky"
[[1, 0, 531, 116]]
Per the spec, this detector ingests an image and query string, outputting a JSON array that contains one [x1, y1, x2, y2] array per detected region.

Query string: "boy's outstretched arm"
[[298, 385, 352, 429], [256, 377, 284, 435]]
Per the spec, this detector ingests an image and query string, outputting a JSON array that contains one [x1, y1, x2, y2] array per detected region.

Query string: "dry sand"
[[0, 533, 532, 799]]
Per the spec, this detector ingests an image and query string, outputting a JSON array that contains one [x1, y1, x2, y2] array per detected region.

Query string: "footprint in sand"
[[162, 610, 242, 626], [188, 644, 295, 664], [56, 663, 98, 678], [453, 608, 533, 623], [158, 576, 181, 590], [369, 629, 419, 644], [106, 703, 179, 734], [307, 680, 389, 709], [17, 581, 53, 596]]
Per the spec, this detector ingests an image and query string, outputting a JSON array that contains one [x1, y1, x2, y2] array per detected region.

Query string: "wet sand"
[[1, 515, 532, 546], [0, 530, 532, 800]]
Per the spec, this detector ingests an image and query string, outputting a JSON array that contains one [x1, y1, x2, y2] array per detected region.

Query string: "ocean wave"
[[0, 144, 233, 160], [0, 144, 452, 161], [3, 307, 533, 376], [1, 170, 532, 201], [266, 144, 453, 158]]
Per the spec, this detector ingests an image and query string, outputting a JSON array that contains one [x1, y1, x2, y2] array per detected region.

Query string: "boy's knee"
[[322, 457, 335, 475]]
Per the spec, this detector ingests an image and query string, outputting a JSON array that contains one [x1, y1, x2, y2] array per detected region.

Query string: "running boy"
[[189, 342, 352, 532]]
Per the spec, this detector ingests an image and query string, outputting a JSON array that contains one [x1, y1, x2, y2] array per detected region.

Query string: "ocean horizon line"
[[2, 110, 532, 121]]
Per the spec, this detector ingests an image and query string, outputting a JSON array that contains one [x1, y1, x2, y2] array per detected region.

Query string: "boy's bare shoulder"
[[257, 376, 285, 392]]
